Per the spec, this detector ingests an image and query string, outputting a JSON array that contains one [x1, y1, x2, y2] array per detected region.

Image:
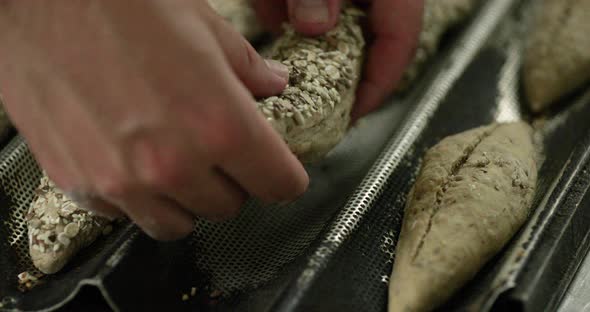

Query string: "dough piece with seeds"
[[257, 7, 365, 162], [389, 122, 538, 312], [27, 176, 110, 274], [208, 0, 264, 41], [398, 0, 480, 91], [523, 0, 590, 113]]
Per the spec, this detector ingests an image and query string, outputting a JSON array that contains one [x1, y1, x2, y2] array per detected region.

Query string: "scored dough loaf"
[[257, 7, 365, 162], [398, 0, 480, 91], [389, 122, 538, 312], [27, 176, 111, 274], [523, 0, 590, 112]]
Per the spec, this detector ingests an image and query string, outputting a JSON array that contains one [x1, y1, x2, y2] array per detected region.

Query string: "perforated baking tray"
[[254, 0, 590, 310], [2, 0, 589, 311]]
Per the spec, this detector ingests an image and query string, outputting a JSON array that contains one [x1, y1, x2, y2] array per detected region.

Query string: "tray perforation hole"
[[0, 139, 44, 276]]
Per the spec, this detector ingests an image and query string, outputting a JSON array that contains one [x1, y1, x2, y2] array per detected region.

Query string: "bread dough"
[[398, 0, 480, 91], [27, 176, 110, 274], [257, 7, 365, 162], [523, 0, 590, 112], [389, 122, 538, 312]]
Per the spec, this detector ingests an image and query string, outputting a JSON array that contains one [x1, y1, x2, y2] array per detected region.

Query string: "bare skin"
[[0, 0, 423, 241]]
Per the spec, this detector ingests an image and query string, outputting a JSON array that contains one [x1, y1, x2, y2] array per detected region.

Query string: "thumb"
[[209, 16, 290, 97], [287, 0, 343, 36]]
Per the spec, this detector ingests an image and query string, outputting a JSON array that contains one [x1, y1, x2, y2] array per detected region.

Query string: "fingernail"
[[265, 59, 290, 82], [293, 0, 330, 24]]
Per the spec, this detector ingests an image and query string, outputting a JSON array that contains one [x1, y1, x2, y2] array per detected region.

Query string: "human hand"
[[252, 0, 424, 119], [0, 0, 309, 240]]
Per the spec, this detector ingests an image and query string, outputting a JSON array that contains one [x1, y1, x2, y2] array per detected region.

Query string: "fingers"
[[164, 168, 248, 222], [116, 112, 306, 240], [203, 12, 310, 202], [352, 0, 424, 119], [66, 192, 124, 220], [0, 58, 88, 189], [183, 77, 310, 204], [82, 198, 124, 220], [208, 15, 289, 97], [287, 0, 343, 35], [91, 132, 196, 241], [251, 0, 342, 35], [115, 194, 194, 241], [251, 0, 288, 33], [215, 107, 309, 203], [108, 11, 307, 237], [127, 132, 247, 222], [0, 0, 310, 243]]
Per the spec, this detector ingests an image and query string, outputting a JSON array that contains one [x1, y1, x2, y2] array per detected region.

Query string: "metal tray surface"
[[3, 0, 590, 311]]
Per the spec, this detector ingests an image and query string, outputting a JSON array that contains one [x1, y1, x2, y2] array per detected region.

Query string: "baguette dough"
[[389, 122, 538, 312], [398, 0, 480, 91], [523, 0, 590, 112], [208, 2, 366, 162], [257, 7, 365, 162], [27, 176, 110, 274], [24, 5, 364, 274], [210, 0, 480, 159]]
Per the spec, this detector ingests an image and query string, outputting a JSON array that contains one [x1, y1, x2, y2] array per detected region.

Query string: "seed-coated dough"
[[27, 176, 110, 274], [398, 0, 480, 91], [389, 122, 538, 312], [257, 7, 365, 162]]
